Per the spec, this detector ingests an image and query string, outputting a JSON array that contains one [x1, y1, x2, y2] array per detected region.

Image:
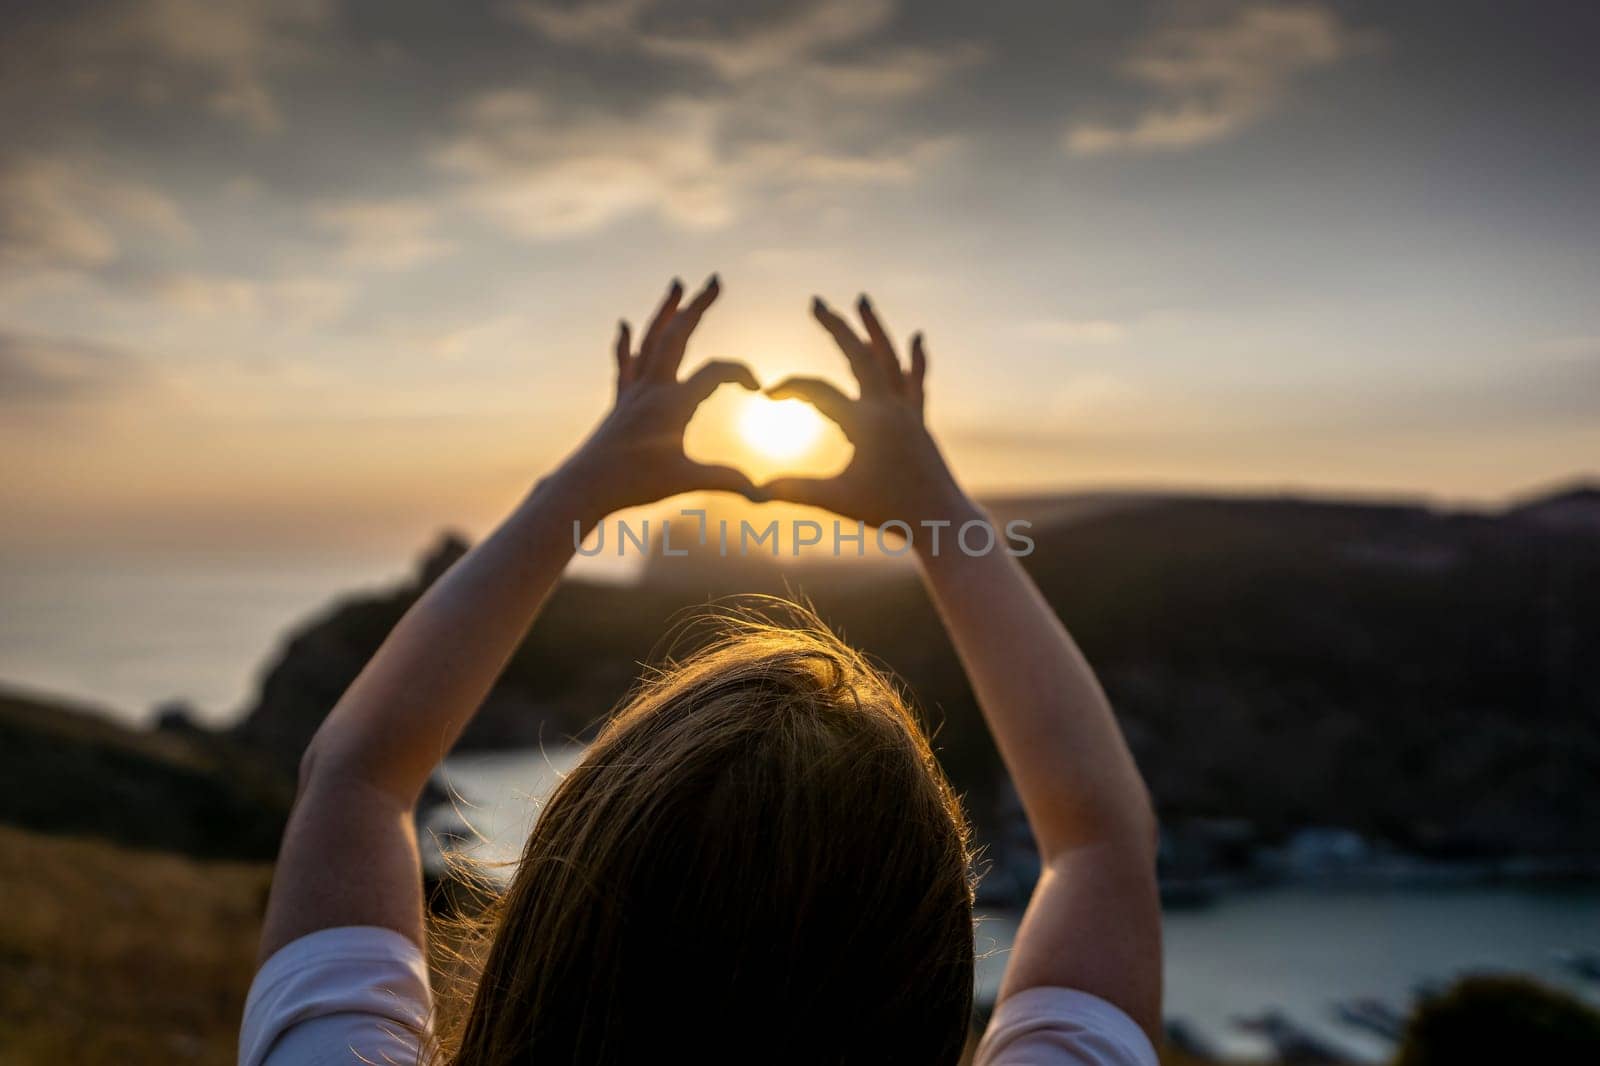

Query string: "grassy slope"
[[0, 825, 271, 1064]]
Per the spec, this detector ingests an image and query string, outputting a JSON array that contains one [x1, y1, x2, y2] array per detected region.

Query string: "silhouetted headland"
[[5, 481, 1597, 872]]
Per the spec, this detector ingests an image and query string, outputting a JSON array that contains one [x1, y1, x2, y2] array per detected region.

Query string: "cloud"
[[0, 330, 144, 405], [313, 199, 451, 270], [513, 0, 977, 98], [107, 0, 333, 131], [144, 272, 351, 326], [3, 0, 332, 133], [506, 0, 654, 46], [454, 0, 978, 237], [1048, 373, 1144, 420], [416, 314, 531, 363], [1020, 318, 1128, 345], [438, 89, 961, 237], [511, 0, 897, 82], [0, 156, 189, 275], [1066, 3, 1378, 156], [432, 92, 726, 235], [436, 92, 737, 235]]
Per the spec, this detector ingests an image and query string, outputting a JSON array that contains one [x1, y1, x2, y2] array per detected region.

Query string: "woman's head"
[[446, 602, 975, 1064]]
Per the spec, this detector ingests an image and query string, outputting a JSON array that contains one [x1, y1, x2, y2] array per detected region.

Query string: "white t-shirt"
[[239, 926, 1158, 1066]]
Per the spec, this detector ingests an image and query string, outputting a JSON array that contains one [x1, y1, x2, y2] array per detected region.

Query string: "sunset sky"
[[3, 0, 1597, 561]]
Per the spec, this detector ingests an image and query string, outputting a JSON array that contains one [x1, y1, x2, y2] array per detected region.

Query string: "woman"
[[240, 276, 1162, 1065]]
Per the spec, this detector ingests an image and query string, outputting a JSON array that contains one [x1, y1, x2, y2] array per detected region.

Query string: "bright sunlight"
[[738, 396, 826, 461]]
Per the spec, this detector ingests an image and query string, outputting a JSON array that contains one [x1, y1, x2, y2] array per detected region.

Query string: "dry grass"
[[0, 825, 272, 1065]]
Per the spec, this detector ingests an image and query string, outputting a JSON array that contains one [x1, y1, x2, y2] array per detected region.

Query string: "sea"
[[3, 554, 1597, 1062], [430, 748, 1600, 1063], [0, 549, 628, 725]]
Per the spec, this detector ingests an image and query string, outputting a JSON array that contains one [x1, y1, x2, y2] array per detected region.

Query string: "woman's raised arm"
[[763, 295, 1162, 1041], [256, 275, 760, 962]]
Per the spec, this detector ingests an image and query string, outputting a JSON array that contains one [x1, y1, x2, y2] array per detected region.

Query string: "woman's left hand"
[[558, 274, 763, 522]]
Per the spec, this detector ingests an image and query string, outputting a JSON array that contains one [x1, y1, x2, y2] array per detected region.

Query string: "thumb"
[[683, 359, 760, 406], [759, 475, 845, 513], [685, 461, 767, 503], [764, 376, 855, 433]]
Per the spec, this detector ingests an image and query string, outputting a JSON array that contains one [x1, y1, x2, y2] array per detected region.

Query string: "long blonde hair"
[[432, 600, 976, 1064]]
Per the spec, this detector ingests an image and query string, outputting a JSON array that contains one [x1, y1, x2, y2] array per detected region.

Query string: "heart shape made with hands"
[[683, 387, 853, 487], [611, 276, 932, 513]]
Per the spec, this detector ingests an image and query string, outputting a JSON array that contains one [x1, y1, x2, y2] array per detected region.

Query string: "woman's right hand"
[[759, 295, 975, 532], [557, 274, 764, 524]]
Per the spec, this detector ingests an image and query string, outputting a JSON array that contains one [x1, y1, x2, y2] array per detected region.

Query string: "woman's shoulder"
[[239, 925, 432, 1066], [974, 986, 1160, 1066]]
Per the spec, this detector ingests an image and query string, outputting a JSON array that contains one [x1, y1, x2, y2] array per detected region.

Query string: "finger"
[[684, 461, 765, 502], [637, 277, 684, 374], [856, 294, 904, 389], [764, 375, 856, 434], [614, 319, 633, 393], [682, 359, 759, 405], [813, 296, 887, 394], [908, 331, 927, 411], [759, 475, 845, 513], [655, 273, 720, 380]]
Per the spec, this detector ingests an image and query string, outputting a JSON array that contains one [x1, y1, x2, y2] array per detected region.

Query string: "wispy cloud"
[[313, 199, 451, 270], [0, 330, 146, 405], [511, 0, 901, 83], [511, 0, 981, 100], [462, 0, 980, 237], [435, 92, 739, 235], [1048, 373, 1145, 420], [505, 0, 654, 47], [143, 272, 351, 326], [436, 88, 961, 237], [1066, 3, 1378, 156], [0, 156, 188, 275], [1020, 318, 1128, 345], [3, 0, 332, 134]]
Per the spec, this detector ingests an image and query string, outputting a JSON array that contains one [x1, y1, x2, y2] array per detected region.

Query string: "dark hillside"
[[232, 487, 1600, 857]]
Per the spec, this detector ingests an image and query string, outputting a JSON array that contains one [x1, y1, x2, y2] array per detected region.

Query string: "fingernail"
[[858, 294, 870, 309], [670, 277, 683, 292], [707, 272, 720, 288], [812, 296, 826, 313]]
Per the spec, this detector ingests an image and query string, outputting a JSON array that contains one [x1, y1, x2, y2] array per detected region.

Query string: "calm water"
[[437, 748, 1600, 1064], [0, 551, 630, 725], [0, 554, 405, 725]]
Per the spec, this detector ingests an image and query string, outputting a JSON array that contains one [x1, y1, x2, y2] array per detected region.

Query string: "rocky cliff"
[[229, 483, 1600, 857]]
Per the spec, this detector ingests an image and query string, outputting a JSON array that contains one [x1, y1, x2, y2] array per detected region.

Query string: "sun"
[[738, 396, 825, 461]]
